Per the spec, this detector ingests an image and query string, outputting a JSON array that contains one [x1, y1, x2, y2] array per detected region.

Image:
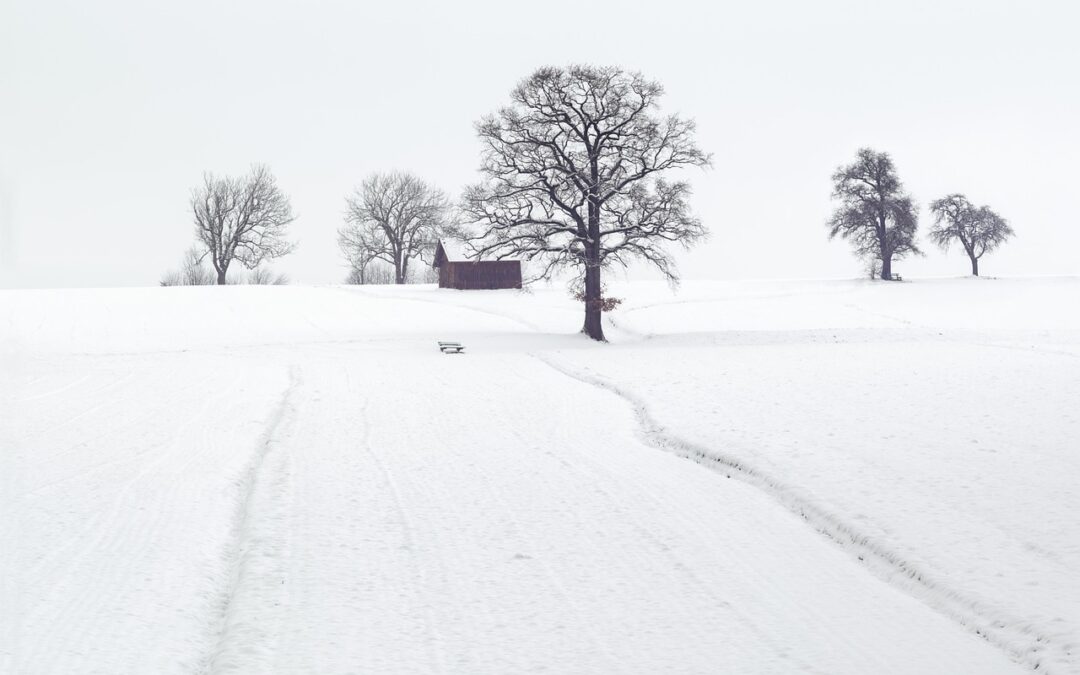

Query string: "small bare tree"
[[828, 149, 920, 281], [160, 245, 214, 286], [863, 255, 882, 280], [461, 65, 710, 341], [929, 194, 1013, 276], [191, 164, 296, 285], [338, 216, 389, 285], [340, 172, 447, 285]]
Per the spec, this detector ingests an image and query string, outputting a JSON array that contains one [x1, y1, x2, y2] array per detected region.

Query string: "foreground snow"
[[2, 278, 1076, 673]]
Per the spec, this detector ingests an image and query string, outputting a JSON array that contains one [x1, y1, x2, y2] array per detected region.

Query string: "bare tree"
[[160, 245, 214, 286], [929, 194, 1013, 276], [863, 255, 882, 280], [245, 267, 290, 285], [338, 216, 389, 285], [340, 172, 447, 285], [345, 264, 366, 285], [191, 164, 296, 285], [461, 65, 710, 341], [828, 148, 920, 281]]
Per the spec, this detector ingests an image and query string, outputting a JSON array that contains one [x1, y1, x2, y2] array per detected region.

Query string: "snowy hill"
[[3, 278, 1078, 674]]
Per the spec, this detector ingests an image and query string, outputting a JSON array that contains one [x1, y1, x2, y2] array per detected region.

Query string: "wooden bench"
[[438, 341, 465, 354]]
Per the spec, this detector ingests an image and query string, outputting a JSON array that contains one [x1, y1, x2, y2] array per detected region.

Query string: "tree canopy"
[[191, 164, 296, 285], [929, 194, 1013, 276], [461, 65, 710, 340], [340, 172, 447, 285]]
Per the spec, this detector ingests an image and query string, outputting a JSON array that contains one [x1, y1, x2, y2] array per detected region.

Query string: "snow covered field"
[[2, 278, 1077, 674]]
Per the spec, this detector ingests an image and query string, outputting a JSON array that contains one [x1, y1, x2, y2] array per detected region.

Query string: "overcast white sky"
[[1, 0, 1077, 288]]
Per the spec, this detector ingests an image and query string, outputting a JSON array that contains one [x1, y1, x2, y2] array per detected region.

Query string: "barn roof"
[[434, 239, 522, 269], [437, 239, 470, 262]]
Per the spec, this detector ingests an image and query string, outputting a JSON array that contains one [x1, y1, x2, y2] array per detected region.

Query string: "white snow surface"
[[2, 278, 1077, 674]]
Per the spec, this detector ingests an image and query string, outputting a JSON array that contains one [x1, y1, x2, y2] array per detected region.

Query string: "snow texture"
[[3, 278, 1077, 674]]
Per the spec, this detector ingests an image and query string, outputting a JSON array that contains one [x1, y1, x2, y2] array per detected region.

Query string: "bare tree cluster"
[[828, 148, 920, 281], [343, 261, 393, 285], [339, 172, 448, 285], [164, 70, 1018, 303], [929, 194, 1013, 276], [345, 260, 440, 285], [460, 65, 710, 340], [192, 164, 296, 285], [245, 267, 290, 285], [827, 149, 1017, 279]]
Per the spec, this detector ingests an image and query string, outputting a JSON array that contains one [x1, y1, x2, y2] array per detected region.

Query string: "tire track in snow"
[[17, 372, 94, 401], [12, 364, 209, 505], [531, 427, 827, 674], [534, 353, 1068, 674], [449, 422, 631, 673], [351, 391, 450, 675], [201, 366, 299, 675]]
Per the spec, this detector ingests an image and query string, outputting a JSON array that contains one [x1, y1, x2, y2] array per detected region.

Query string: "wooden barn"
[[433, 240, 522, 290]]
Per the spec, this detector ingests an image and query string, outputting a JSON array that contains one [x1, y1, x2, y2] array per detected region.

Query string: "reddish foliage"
[[573, 292, 623, 312]]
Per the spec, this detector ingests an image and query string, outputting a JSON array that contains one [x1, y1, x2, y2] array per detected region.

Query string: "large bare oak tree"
[[461, 65, 710, 341], [929, 194, 1013, 276], [191, 164, 296, 285], [828, 148, 920, 281], [340, 172, 447, 284]]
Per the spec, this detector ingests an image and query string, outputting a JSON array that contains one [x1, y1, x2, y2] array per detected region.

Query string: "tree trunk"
[[970, 256, 979, 276], [216, 267, 227, 285], [583, 163, 605, 341], [876, 213, 891, 281], [582, 260, 604, 341]]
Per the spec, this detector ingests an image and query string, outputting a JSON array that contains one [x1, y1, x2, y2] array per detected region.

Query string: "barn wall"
[[440, 261, 522, 290]]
